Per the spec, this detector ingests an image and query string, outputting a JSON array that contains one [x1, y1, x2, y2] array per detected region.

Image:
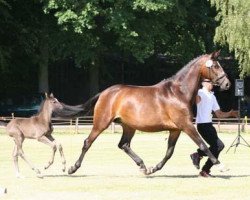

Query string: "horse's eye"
[[213, 64, 220, 69]]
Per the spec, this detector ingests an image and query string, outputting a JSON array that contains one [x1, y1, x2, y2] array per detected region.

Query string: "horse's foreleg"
[[68, 128, 103, 175], [118, 126, 148, 174], [146, 130, 181, 175], [184, 124, 220, 165]]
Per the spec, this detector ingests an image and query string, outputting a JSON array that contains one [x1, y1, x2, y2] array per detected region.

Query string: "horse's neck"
[[176, 61, 201, 103]]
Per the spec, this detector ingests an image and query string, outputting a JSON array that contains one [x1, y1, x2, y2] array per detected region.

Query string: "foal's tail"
[[54, 93, 100, 118]]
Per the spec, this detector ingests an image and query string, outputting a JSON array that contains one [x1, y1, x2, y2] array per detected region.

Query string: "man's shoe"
[[190, 152, 202, 169], [199, 170, 214, 178]]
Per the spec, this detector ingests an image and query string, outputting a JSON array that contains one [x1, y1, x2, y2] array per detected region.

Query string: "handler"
[[190, 79, 238, 177]]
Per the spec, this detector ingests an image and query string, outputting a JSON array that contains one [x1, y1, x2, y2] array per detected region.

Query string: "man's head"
[[202, 79, 213, 91]]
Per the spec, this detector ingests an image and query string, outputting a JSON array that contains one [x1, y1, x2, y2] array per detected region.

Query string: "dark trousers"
[[197, 123, 225, 172]]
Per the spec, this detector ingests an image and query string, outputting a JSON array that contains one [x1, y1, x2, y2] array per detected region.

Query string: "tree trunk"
[[38, 32, 49, 93], [89, 59, 99, 97]]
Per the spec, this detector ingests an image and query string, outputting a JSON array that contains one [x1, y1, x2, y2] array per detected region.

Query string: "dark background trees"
[[0, 0, 249, 110]]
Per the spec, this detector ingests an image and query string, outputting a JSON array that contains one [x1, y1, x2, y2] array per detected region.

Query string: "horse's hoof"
[[68, 166, 76, 175]]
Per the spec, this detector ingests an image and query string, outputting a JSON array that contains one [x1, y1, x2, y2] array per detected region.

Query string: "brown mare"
[[63, 51, 231, 175], [0, 93, 65, 178]]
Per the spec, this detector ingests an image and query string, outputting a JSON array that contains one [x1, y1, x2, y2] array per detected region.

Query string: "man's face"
[[202, 80, 213, 90]]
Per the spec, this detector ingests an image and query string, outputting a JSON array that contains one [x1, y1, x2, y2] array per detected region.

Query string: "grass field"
[[0, 127, 250, 200]]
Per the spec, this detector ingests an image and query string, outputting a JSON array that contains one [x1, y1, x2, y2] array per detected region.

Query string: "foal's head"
[[44, 93, 63, 114], [200, 50, 231, 90]]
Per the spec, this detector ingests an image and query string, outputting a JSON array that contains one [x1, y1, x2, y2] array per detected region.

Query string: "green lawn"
[[0, 128, 250, 200]]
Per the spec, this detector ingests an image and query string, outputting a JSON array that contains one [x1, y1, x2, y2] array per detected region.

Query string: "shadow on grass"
[[146, 174, 250, 179], [42, 173, 250, 179]]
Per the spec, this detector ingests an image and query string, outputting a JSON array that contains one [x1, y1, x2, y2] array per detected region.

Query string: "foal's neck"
[[38, 102, 53, 123]]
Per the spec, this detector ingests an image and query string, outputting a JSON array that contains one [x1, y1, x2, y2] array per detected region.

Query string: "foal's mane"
[[34, 99, 46, 116]]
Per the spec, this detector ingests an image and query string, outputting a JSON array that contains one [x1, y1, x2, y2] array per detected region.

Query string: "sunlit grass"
[[0, 127, 250, 200]]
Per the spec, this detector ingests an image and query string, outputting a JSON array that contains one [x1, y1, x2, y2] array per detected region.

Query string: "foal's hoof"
[[37, 173, 44, 179], [16, 173, 25, 179], [35, 169, 41, 174], [145, 167, 154, 175]]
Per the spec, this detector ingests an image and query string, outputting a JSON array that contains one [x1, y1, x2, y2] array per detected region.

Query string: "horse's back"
[[93, 82, 188, 131]]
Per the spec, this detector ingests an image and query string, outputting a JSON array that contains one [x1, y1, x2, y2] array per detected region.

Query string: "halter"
[[206, 60, 227, 86]]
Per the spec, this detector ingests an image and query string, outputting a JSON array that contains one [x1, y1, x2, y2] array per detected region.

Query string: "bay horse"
[[64, 51, 231, 175], [0, 93, 66, 178]]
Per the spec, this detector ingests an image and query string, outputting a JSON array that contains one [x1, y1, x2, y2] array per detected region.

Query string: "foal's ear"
[[45, 92, 48, 99], [211, 50, 221, 60], [50, 93, 54, 98]]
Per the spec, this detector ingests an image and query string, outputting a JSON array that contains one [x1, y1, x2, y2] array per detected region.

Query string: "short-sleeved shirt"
[[196, 88, 220, 124]]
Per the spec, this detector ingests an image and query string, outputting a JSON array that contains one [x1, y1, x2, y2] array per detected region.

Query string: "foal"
[[3, 93, 65, 178]]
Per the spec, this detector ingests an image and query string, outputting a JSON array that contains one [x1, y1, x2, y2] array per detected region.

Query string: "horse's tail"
[[54, 93, 100, 118]]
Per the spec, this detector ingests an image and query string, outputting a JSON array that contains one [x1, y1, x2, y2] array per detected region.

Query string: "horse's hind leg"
[[146, 130, 181, 175], [118, 125, 148, 174]]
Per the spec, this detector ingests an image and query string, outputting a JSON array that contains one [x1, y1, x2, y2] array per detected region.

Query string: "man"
[[190, 79, 238, 177]]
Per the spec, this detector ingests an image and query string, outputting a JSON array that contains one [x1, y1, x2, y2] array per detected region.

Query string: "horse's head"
[[45, 93, 64, 112], [200, 50, 231, 90]]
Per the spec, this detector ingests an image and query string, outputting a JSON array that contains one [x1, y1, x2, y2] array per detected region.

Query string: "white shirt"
[[196, 88, 220, 124]]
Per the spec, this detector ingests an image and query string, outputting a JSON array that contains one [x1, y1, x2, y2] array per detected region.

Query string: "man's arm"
[[214, 109, 239, 118]]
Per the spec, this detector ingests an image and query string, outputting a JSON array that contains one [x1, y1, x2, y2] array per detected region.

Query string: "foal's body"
[[4, 94, 65, 178], [64, 51, 231, 175]]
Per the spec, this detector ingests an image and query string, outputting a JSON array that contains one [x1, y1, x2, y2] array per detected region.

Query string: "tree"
[[43, 0, 217, 95], [210, 0, 250, 77]]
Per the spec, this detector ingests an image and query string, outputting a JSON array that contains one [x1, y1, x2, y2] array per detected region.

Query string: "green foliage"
[[210, 0, 250, 77], [44, 0, 213, 63]]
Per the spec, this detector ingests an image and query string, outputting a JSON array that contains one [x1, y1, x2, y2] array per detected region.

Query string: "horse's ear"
[[50, 93, 54, 98], [211, 50, 221, 59], [45, 92, 48, 99]]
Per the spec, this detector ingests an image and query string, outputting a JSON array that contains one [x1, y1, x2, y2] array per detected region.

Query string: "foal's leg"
[[37, 135, 66, 171], [146, 130, 181, 175], [118, 125, 148, 174], [13, 136, 41, 177], [12, 143, 22, 178], [56, 141, 66, 172]]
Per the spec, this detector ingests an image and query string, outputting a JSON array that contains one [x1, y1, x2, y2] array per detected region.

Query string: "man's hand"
[[230, 109, 239, 118]]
